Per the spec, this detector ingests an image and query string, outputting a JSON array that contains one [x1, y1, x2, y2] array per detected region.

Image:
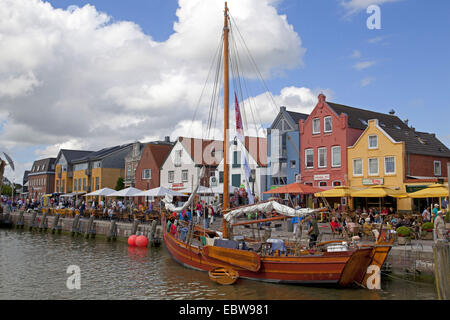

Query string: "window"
[[324, 116, 332, 133], [56, 181, 59, 193], [127, 164, 131, 177], [219, 171, 224, 184], [353, 159, 363, 176], [290, 160, 296, 168], [232, 174, 241, 188], [319, 181, 327, 187], [174, 150, 182, 167], [74, 179, 77, 191], [434, 161, 442, 176], [95, 177, 99, 191], [78, 178, 82, 191], [318, 147, 327, 168], [333, 181, 341, 187], [384, 157, 396, 175], [182, 170, 188, 182], [368, 158, 379, 175], [305, 182, 313, 186], [233, 151, 241, 168], [331, 146, 341, 167], [142, 169, 152, 180], [93, 161, 101, 168], [368, 135, 378, 149], [305, 149, 314, 168], [312, 118, 320, 134], [83, 178, 86, 191], [61, 180, 65, 193], [168, 171, 174, 183]]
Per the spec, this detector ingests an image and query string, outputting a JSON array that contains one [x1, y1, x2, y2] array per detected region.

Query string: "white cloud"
[[360, 77, 375, 87], [340, 0, 402, 16], [353, 60, 376, 70], [0, 0, 308, 180]]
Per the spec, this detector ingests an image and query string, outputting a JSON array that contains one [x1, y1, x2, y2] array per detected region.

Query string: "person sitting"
[[381, 207, 389, 215], [330, 217, 343, 235], [374, 214, 383, 224]]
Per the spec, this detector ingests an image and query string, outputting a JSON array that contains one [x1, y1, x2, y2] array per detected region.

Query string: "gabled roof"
[[58, 149, 94, 163], [243, 136, 268, 167], [326, 102, 409, 131], [72, 144, 133, 163], [286, 110, 309, 124], [179, 137, 223, 166], [384, 128, 450, 158], [147, 143, 174, 168], [30, 158, 56, 174], [270, 106, 309, 131]]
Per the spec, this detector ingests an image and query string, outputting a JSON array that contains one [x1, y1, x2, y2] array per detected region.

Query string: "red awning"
[[263, 183, 324, 195]]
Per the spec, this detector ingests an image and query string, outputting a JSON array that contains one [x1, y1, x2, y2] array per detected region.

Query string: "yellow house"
[[54, 150, 93, 194], [347, 119, 411, 211], [69, 144, 132, 194]]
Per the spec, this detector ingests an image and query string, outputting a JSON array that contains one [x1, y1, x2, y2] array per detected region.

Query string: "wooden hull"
[[209, 267, 239, 285], [163, 222, 374, 286]]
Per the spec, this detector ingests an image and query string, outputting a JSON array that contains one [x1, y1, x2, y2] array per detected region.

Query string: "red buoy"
[[128, 235, 137, 247], [136, 235, 148, 248]]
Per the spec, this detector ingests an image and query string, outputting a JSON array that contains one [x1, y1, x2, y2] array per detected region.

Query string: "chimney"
[[318, 93, 326, 102], [389, 109, 395, 115], [280, 106, 286, 112], [164, 136, 170, 143], [404, 119, 409, 126]]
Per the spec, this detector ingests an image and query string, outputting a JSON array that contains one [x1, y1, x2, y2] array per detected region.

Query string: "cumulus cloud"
[[0, 0, 308, 181]]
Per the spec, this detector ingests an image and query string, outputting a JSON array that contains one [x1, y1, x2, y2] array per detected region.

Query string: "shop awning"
[[314, 186, 357, 198], [350, 185, 408, 198], [408, 184, 449, 198]]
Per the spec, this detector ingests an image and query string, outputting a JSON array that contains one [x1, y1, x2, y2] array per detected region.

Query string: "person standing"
[[434, 211, 446, 240], [422, 207, 431, 222], [203, 204, 209, 229], [432, 204, 439, 223], [195, 202, 202, 224], [306, 215, 319, 249]]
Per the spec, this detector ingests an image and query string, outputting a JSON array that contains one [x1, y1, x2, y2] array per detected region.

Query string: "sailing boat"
[[161, 2, 393, 287]]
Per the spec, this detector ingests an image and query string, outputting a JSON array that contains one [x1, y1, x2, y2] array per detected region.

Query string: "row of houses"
[[24, 94, 450, 211]]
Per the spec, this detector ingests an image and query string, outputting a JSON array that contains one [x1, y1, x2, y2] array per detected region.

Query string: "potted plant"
[[396, 226, 410, 245], [421, 222, 434, 240]]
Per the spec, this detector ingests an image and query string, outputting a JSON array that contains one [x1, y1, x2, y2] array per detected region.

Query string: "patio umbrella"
[[407, 184, 449, 198], [85, 187, 116, 197], [135, 186, 186, 197], [107, 187, 142, 197], [263, 182, 323, 195]]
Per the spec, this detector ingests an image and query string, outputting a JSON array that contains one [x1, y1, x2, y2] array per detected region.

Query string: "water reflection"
[[0, 230, 437, 300]]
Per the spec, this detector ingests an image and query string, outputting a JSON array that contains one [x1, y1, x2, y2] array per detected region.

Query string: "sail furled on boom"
[[224, 201, 321, 222]]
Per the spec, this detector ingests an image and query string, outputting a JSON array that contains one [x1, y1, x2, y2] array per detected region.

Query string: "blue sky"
[[1, 0, 449, 183], [46, 0, 449, 138]]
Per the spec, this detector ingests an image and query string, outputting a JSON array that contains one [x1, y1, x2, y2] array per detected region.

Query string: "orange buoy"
[[136, 235, 148, 248], [128, 235, 137, 246]]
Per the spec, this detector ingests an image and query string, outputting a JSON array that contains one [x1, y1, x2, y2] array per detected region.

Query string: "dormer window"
[[324, 116, 332, 133], [359, 119, 368, 126], [312, 118, 321, 134]]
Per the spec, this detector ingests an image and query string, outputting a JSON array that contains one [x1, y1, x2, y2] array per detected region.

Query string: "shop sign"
[[362, 178, 384, 185], [172, 183, 184, 188], [314, 174, 330, 181]]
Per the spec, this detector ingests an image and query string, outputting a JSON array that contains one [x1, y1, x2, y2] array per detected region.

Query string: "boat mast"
[[222, 2, 230, 238]]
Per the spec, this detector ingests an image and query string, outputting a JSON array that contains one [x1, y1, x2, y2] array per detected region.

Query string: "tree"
[[1, 184, 12, 196], [115, 177, 124, 191]]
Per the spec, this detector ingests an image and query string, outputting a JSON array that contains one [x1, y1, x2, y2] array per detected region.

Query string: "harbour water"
[[0, 229, 437, 300]]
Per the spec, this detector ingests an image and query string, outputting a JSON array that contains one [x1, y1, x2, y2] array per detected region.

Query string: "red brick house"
[[299, 94, 409, 187], [27, 158, 56, 200]]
